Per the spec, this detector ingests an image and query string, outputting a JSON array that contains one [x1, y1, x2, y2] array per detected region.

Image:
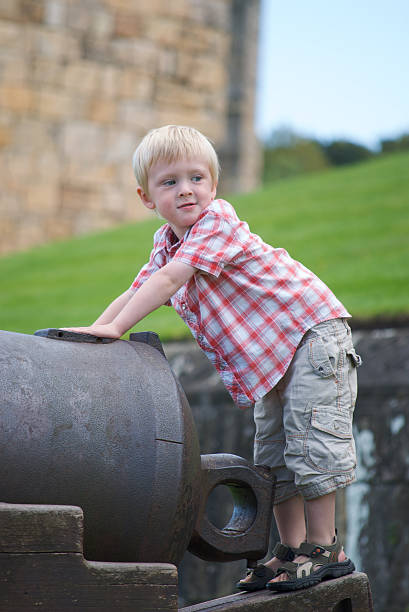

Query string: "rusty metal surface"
[[0, 328, 276, 569], [0, 329, 200, 565], [188, 454, 275, 564]]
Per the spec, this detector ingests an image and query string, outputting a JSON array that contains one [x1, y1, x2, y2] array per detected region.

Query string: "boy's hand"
[[61, 324, 121, 339]]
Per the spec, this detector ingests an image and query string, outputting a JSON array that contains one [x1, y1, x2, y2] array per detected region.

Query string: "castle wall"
[[0, 0, 261, 254]]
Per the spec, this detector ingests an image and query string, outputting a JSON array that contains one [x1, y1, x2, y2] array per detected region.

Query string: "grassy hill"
[[1, 151, 408, 340]]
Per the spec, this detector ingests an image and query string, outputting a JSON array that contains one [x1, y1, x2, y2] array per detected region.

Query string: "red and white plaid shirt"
[[131, 199, 349, 408]]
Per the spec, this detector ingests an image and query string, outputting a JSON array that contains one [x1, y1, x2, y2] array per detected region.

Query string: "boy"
[[65, 125, 360, 592]]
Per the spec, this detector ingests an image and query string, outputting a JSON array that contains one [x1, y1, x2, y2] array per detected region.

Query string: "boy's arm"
[[92, 289, 134, 325], [64, 261, 195, 339]]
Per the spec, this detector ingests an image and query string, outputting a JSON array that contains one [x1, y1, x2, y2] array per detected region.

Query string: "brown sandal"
[[267, 533, 355, 592], [236, 543, 298, 592]]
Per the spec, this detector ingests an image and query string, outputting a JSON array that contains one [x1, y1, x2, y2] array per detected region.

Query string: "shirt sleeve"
[[172, 207, 243, 277]]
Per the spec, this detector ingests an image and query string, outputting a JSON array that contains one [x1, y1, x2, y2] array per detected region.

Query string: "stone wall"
[[163, 327, 409, 610], [0, 0, 261, 254]]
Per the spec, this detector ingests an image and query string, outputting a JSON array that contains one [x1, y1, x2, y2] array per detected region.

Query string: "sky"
[[255, 0, 409, 150]]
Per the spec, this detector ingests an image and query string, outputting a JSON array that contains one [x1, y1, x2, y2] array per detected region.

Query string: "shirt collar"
[[162, 223, 194, 254], [160, 224, 183, 254], [160, 200, 217, 253]]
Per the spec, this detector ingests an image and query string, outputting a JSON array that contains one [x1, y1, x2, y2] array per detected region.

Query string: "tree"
[[263, 127, 329, 183], [320, 140, 374, 166], [380, 133, 409, 153]]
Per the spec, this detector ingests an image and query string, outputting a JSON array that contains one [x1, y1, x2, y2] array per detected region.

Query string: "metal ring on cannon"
[[188, 454, 275, 567]]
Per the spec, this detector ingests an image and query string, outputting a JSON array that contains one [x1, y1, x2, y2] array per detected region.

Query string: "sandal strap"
[[251, 564, 276, 579], [275, 556, 331, 581], [272, 542, 297, 562], [298, 533, 342, 564], [274, 560, 299, 578]]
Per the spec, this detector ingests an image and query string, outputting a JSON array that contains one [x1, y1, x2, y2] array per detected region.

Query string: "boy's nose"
[[179, 181, 193, 197]]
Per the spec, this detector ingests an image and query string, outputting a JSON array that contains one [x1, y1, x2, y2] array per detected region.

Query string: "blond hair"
[[132, 125, 219, 194]]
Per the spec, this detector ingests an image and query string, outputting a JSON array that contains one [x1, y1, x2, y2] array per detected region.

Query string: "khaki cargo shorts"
[[254, 318, 361, 504]]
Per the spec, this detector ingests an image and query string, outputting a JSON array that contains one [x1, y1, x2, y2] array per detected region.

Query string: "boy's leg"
[[241, 319, 359, 588], [273, 494, 306, 548], [268, 318, 359, 586], [305, 490, 336, 545], [239, 388, 303, 586], [238, 494, 306, 586]]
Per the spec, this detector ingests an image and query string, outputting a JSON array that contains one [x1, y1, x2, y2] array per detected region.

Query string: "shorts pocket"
[[308, 336, 335, 378], [305, 404, 356, 474]]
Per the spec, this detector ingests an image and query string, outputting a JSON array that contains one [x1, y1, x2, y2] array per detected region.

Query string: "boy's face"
[[137, 157, 217, 239]]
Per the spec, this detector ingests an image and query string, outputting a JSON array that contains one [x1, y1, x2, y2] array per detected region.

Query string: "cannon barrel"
[[0, 329, 201, 564], [0, 329, 274, 567]]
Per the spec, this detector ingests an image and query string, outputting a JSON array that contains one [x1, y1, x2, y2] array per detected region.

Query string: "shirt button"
[[181, 303, 187, 310], [197, 334, 203, 343]]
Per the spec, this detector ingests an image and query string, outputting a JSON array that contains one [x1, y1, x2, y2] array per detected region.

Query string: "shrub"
[[263, 129, 329, 183], [380, 133, 409, 153], [320, 140, 374, 166]]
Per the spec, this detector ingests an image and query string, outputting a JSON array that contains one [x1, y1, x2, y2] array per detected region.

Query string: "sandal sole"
[[267, 559, 355, 592], [236, 574, 276, 592], [236, 581, 269, 592]]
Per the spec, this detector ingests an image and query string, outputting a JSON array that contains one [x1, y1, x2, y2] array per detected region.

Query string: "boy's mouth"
[[178, 202, 196, 209]]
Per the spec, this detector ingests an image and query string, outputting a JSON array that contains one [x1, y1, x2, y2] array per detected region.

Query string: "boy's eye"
[[163, 179, 176, 186], [192, 175, 202, 182]]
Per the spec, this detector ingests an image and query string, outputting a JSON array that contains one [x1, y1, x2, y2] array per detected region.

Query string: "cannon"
[[0, 328, 274, 567]]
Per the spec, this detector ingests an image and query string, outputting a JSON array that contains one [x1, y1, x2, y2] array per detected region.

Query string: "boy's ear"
[[137, 187, 155, 210]]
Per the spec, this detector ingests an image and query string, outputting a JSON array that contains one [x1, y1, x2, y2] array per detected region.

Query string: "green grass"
[[1, 151, 408, 340]]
